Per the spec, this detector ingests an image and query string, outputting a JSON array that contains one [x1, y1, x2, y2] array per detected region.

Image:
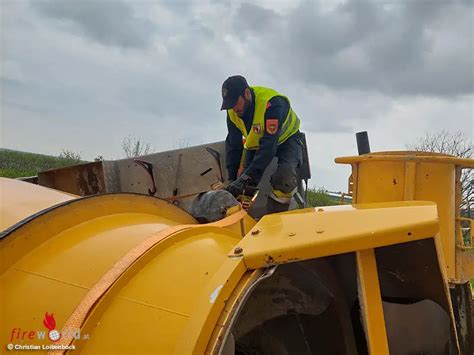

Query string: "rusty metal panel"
[[114, 142, 226, 211], [36, 142, 227, 202], [38, 161, 106, 196], [35, 141, 302, 217]]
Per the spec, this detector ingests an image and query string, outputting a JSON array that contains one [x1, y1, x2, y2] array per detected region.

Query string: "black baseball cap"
[[220, 75, 249, 110]]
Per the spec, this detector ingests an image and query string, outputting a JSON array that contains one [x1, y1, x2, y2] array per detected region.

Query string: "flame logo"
[[43, 312, 56, 331], [43, 312, 61, 342]]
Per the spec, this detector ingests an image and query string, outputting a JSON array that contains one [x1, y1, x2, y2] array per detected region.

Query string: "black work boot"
[[266, 197, 291, 214]]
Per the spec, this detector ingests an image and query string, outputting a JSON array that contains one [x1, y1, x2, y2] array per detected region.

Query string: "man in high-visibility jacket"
[[221, 75, 304, 213]]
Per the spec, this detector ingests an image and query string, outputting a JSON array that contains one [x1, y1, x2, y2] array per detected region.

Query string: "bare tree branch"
[[407, 130, 473, 218], [58, 149, 82, 164], [121, 135, 154, 158]]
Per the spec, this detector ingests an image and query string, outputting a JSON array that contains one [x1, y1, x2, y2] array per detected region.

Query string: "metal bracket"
[[206, 147, 224, 183], [134, 159, 157, 196]]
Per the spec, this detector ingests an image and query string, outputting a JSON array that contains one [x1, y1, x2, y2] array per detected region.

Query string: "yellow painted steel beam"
[[455, 165, 473, 283], [356, 249, 389, 354], [403, 161, 416, 200], [236, 201, 439, 269], [457, 249, 474, 283], [433, 235, 461, 353], [336, 152, 474, 168], [335, 152, 471, 281]]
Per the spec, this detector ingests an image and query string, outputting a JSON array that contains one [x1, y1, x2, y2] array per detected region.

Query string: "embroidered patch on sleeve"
[[266, 119, 279, 134]]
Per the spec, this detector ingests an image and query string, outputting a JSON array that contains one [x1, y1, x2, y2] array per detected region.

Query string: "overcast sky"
[[1, 0, 473, 191]]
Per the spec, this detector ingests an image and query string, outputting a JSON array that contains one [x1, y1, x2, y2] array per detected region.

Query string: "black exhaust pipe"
[[356, 131, 371, 155]]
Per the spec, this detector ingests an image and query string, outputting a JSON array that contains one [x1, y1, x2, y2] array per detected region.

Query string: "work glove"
[[225, 174, 253, 197]]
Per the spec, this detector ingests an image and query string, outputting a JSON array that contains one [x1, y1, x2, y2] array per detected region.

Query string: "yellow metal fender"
[[0, 179, 253, 354]]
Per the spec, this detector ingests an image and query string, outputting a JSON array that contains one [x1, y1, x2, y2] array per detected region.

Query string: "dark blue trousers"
[[244, 132, 304, 212]]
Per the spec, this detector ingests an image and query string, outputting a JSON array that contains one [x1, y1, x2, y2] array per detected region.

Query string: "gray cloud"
[[236, 0, 473, 96], [1, 0, 473, 190], [234, 3, 280, 34], [33, 0, 155, 48]]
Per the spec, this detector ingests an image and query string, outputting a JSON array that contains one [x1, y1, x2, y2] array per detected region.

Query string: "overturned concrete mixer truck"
[[0, 136, 473, 354]]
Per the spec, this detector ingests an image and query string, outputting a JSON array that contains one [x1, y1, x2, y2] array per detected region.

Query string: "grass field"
[[0, 148, 82, 178], [307, 187, 342, 207]]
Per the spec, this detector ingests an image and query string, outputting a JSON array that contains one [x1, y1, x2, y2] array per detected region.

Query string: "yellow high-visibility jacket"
[[227, 86, 300, 150]]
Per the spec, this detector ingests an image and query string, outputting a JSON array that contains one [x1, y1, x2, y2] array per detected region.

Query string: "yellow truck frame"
[[0, 151, 472, 354]]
